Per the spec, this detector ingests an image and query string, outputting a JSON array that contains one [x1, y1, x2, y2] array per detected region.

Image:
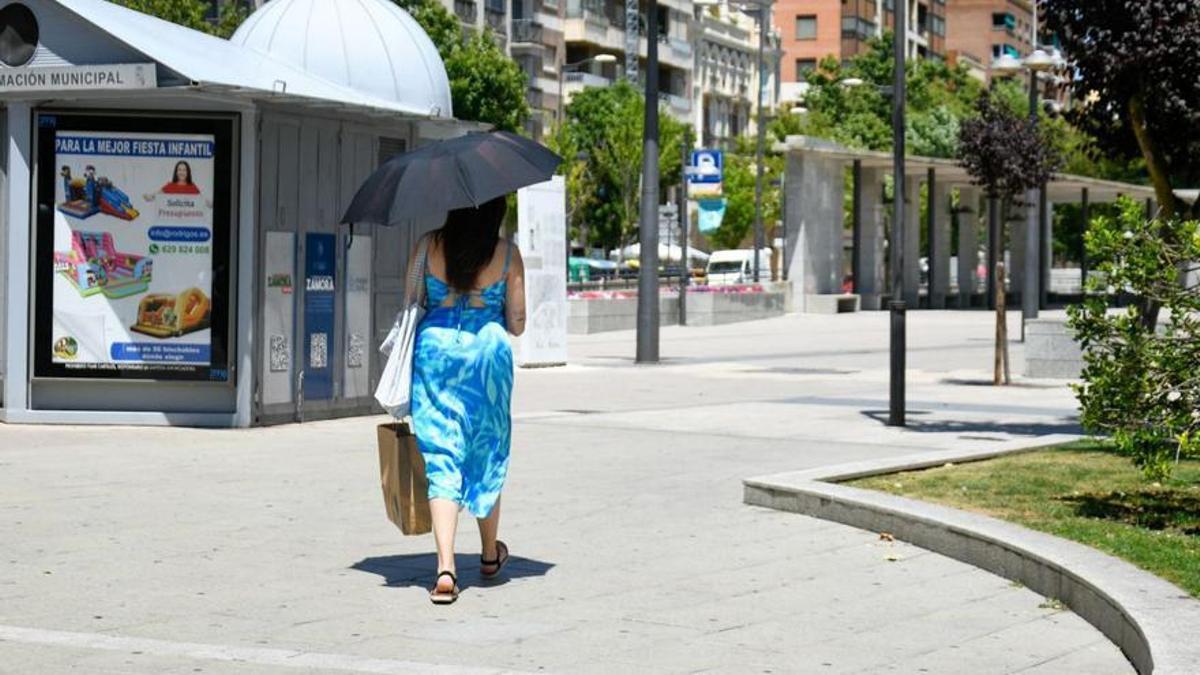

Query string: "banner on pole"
[[697, 198, 726, 235]]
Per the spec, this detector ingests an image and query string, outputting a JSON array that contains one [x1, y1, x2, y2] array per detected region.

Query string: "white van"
[[705, 248, 773, 286]]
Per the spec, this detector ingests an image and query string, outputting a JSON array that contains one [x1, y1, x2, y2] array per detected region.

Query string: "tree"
[[390, 0, 460, 56], [444, 32, 530, 133], [553, 81, 688, 254], [957, 93, 1061, 201], [113, 0, 249, 39], [770, 34, 983, 158], [1044, 0, 1200, 220], [1067, 198, 1200, 480], [389, 0, 529, 132], [706, 137, 782, 251]]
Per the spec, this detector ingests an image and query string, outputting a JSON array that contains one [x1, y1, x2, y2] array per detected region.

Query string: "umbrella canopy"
[[340, 131, 563, 227]]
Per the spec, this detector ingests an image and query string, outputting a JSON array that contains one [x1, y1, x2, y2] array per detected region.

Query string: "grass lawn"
[[847, 442, 1200, 597]]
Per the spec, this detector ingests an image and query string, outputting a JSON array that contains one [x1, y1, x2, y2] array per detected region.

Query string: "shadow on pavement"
[[351, 553, 555, 590], [860, 410, 1082, 437], [940, 377, 1065, 389]]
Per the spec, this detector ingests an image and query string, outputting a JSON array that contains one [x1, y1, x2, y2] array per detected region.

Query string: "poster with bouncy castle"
[[48, 129, 218, 377]]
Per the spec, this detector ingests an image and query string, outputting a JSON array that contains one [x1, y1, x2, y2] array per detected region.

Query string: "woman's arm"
[[505, 243, 527, 337]]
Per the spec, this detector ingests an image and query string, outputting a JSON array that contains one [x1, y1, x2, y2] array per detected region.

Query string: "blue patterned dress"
[[411, 242, 514, 519]]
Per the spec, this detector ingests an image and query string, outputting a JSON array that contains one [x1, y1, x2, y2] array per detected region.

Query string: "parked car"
[[705, 249, 773, 286]]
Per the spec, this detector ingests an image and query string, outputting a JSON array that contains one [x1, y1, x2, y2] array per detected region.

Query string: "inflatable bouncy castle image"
[[130, 288, 211, 338], [58, 165, 140, 221], [54, 231, 153, 299]]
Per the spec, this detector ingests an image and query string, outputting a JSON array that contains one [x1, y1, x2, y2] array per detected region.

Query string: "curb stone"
[[743, 434, 1200, 675]]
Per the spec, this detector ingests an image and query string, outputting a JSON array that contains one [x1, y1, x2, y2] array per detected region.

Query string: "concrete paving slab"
[[0, 311, 1132, 673]]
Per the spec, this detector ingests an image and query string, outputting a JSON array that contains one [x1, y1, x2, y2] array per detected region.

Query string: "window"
[[991, 44, 1019, 58], [930, 15, 945, 36], [795, 59, 817, 81], [842, 16, 876, 40], [795, 15, 817, 40], [992, 12, 1015, 30]]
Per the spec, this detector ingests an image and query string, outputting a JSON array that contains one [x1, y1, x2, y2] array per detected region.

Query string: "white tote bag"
[[374, 236, 430, 418]]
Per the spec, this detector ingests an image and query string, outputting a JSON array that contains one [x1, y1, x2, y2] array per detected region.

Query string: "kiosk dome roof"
[[231, 0, 452, 118]]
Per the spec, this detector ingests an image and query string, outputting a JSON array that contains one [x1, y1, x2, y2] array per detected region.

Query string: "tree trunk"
[[1128, 95, 1178, 220], [1127, 94, 1173, 330]]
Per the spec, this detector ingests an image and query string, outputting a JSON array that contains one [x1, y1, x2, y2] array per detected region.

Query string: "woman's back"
[[411, 200, 521, 524], [419, 233, 526, 337]]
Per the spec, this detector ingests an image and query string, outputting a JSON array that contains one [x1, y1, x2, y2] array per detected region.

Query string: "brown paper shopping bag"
[[377, 422, 432, 535]]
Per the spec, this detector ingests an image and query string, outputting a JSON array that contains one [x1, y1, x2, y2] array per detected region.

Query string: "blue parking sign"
[[687, 149, 723, 184]]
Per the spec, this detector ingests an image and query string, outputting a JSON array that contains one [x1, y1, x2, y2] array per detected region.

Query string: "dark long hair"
[[436, 196, 507, 292], [172, 161, 194, 185]]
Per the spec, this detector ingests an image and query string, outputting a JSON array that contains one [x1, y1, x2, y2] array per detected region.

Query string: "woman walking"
[[409, 196, 525, 604]]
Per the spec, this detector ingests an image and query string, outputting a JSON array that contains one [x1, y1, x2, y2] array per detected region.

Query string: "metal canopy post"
[[852, 160, 863, 293]]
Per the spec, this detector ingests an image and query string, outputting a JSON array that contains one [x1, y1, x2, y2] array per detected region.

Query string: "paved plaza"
[[0, 311, 1132, 673]]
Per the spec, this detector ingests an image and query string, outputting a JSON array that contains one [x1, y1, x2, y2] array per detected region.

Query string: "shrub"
[[1068, 197, 1200, 480]]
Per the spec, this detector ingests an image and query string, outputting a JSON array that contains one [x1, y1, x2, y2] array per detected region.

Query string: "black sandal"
[[430, 571, 459, 604], [480, 541, 509, 580]]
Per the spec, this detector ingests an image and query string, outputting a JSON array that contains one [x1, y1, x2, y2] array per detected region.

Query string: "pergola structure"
[[777, 136, 1158, 313]]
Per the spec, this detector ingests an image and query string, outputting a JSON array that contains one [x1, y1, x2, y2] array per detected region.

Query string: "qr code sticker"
[[269, 335, 289, 372], [347, 333, 365, 368], [310, 333, 328, 369]]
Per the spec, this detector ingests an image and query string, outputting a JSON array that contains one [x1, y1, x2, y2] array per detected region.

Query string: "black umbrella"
[[340, 131, 563, 227]]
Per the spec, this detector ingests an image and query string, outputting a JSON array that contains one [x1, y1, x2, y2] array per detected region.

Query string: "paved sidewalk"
[[0, 311, 1131, 673]]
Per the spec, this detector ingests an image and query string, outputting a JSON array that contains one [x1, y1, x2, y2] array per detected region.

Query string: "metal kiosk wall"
[[30, 111, 238, 415]]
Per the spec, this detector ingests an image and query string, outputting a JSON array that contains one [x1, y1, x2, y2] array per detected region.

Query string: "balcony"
[[669, 36, 691, 59], [564, 0, 626, 51], [526, 87, 546, 109], [665, 92, 691, 114], [566, 0, 607, 23], [565, 71, 613, 88], [486, 10, 507, 32], [512, 18, 544, 45], [455, 0, 476, 24]]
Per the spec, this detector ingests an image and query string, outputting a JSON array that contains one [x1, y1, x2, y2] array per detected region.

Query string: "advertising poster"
[[34, 115, 232, 381], [516, 177, 567, 367], [303, 232, 336, 400]]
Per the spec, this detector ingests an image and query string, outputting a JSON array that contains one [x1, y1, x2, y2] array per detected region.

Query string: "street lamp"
[[990, 46, 1058, 326], [568, 150, 589, 281], [990, 53, 1023, 77], [557, 53, 617, 124], [835, 48, 907, 425], [1023, 49, 1055, 313], [888, 0, 907, 427], [636, 3, 661, 363], [735, 0, 774, 284]]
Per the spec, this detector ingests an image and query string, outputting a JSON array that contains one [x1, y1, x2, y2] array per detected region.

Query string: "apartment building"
[[943, 0, 1034, 81], [559, 0, 695, 120], [774, 0, 946, 87], [693, 1, 777, 149]]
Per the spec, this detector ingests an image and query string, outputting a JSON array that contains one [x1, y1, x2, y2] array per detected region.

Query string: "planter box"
[[1024, 318, 1082, 379], [568, 296, 679, 334], [568, 290, 786, 334]]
